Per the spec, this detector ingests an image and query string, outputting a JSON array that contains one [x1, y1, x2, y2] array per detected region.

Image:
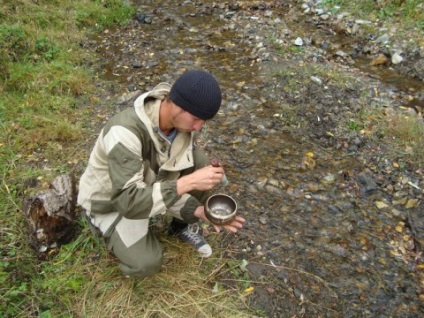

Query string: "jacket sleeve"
[[104, 126, 182, 220]]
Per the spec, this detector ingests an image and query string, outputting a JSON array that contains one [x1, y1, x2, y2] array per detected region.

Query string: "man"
[[78, 69, 245, 277]]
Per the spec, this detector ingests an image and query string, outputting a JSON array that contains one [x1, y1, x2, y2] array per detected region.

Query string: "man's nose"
[[193, 120, 204, 131]]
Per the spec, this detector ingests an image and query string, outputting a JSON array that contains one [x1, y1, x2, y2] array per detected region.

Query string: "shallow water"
[[93, 1, 423, 316]]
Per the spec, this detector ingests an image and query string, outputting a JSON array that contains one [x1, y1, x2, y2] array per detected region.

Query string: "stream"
[[87, 1, 424, 316]]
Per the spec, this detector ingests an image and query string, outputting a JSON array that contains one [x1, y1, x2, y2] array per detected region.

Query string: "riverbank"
[[1, 0, 423, 317], [80, 1, 423, 316]]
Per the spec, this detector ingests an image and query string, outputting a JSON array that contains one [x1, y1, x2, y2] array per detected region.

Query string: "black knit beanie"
[[169, 70, 222, 120]]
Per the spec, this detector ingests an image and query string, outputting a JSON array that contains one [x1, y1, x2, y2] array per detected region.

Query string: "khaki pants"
[[107, 227, 163, 276], [104, 149, 210, 277]]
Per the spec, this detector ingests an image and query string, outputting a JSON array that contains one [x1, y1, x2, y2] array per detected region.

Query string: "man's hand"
[[194, 206, 246, 233], [176, 165, 225, 195]]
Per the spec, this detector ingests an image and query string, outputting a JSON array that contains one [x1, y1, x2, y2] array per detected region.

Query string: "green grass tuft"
[[320, 0, 424, 29]]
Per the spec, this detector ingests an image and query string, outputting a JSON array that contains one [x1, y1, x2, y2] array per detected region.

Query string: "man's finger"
[[223, 225, 238, 233]]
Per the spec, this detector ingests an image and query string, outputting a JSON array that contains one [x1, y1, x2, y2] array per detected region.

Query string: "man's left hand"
[[194, 206, 246, 233]]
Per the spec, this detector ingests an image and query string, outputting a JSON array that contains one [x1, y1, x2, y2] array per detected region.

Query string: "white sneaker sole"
[[198, 244, 212, 258]]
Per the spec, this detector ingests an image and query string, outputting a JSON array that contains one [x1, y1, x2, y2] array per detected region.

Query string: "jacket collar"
[[133, 83, 195, 171]]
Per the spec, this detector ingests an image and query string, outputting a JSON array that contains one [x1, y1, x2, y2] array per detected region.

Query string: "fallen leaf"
[[370, 54, 389, 66], [405, 199, 419, 209], [407, 181, 420, 190], [376, 201, 389, 209], [302, 156, 316, 169], [392, 198, 407, 205], [240, 259, 249, 271], [395, 225, 404, 233], [244, 286, 254, 294], [212, 283, 219, 294]]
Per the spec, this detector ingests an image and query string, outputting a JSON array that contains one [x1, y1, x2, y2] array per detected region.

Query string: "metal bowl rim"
[[205, 194, 237, 219]]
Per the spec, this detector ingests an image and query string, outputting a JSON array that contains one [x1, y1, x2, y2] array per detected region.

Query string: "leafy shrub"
[[0, 24, 28, 79], [0, 24, 28, 62], [34, 36, 60, 62], [75, 0, 136, 29]]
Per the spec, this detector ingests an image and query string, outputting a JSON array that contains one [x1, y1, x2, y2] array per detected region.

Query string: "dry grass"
[[74, 233, 254, 318], [381, 110, 424, 168]]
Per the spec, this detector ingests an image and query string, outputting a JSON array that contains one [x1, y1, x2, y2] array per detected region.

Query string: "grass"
[[73, 233, 253, 318], [1, 0, 423, 317], [270, 60, 424, 169], [380, 110, 424, 167], [0, 1, 261, 317], [320, 0, 424, 30]]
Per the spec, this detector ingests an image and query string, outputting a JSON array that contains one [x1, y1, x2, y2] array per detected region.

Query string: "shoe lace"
[[186, 223, 200, 235], [180, 223, 206, 248]]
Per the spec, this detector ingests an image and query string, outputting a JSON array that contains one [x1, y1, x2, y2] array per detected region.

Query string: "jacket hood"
[[133, 83, 195, 172]]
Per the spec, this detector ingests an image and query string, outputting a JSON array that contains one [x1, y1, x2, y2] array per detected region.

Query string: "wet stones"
[[86, 1, 424, 316], [356, 171, 378, 195], [136, 13, 153, 24]]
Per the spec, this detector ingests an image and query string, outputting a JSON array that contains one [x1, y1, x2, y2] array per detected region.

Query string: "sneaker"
[[177, 223, 212, 258]]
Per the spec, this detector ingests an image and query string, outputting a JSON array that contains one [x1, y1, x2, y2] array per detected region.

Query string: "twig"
[[250, 261, 339, 297]]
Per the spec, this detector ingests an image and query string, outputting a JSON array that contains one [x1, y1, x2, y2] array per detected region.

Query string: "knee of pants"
[[121, 251, 163, 277], [108, 230, 164, 277]]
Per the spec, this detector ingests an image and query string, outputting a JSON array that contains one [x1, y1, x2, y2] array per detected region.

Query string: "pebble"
[[294, 37, 303, 46]]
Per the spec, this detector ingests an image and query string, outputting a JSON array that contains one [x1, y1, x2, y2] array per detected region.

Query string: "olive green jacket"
[[78, 83, 202, 247]]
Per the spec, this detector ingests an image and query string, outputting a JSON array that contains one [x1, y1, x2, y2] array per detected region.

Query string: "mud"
[[81, 1, 424, 316]]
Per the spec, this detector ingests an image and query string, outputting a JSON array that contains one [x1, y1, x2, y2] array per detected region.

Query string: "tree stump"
[[23, 174, 79, 259]]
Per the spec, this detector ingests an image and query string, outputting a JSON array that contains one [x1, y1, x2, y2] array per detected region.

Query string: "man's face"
[[172, 105, 205, 132]]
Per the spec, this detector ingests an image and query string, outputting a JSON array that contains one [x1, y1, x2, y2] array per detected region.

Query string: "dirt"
[[78, 1, 424, 317]]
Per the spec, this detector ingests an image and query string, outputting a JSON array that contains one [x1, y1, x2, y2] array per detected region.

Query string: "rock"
[[310, 76, 323, 85], [355, 19, 372, 25], [376, 34, 390, 44], [322, 173, 335, 184], [370, 54, 389, 66], [376, 201, 389, 209], [391, 52, 404, 64], [412, 59, 424, 80], [132, 60, 142, 68], [356, 171, 378, 194], [117, 90, 142, 107], [294, 37, 303, 46]]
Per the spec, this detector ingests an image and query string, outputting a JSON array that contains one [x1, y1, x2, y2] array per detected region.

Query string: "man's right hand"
[[176, 165, 225, 195]]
